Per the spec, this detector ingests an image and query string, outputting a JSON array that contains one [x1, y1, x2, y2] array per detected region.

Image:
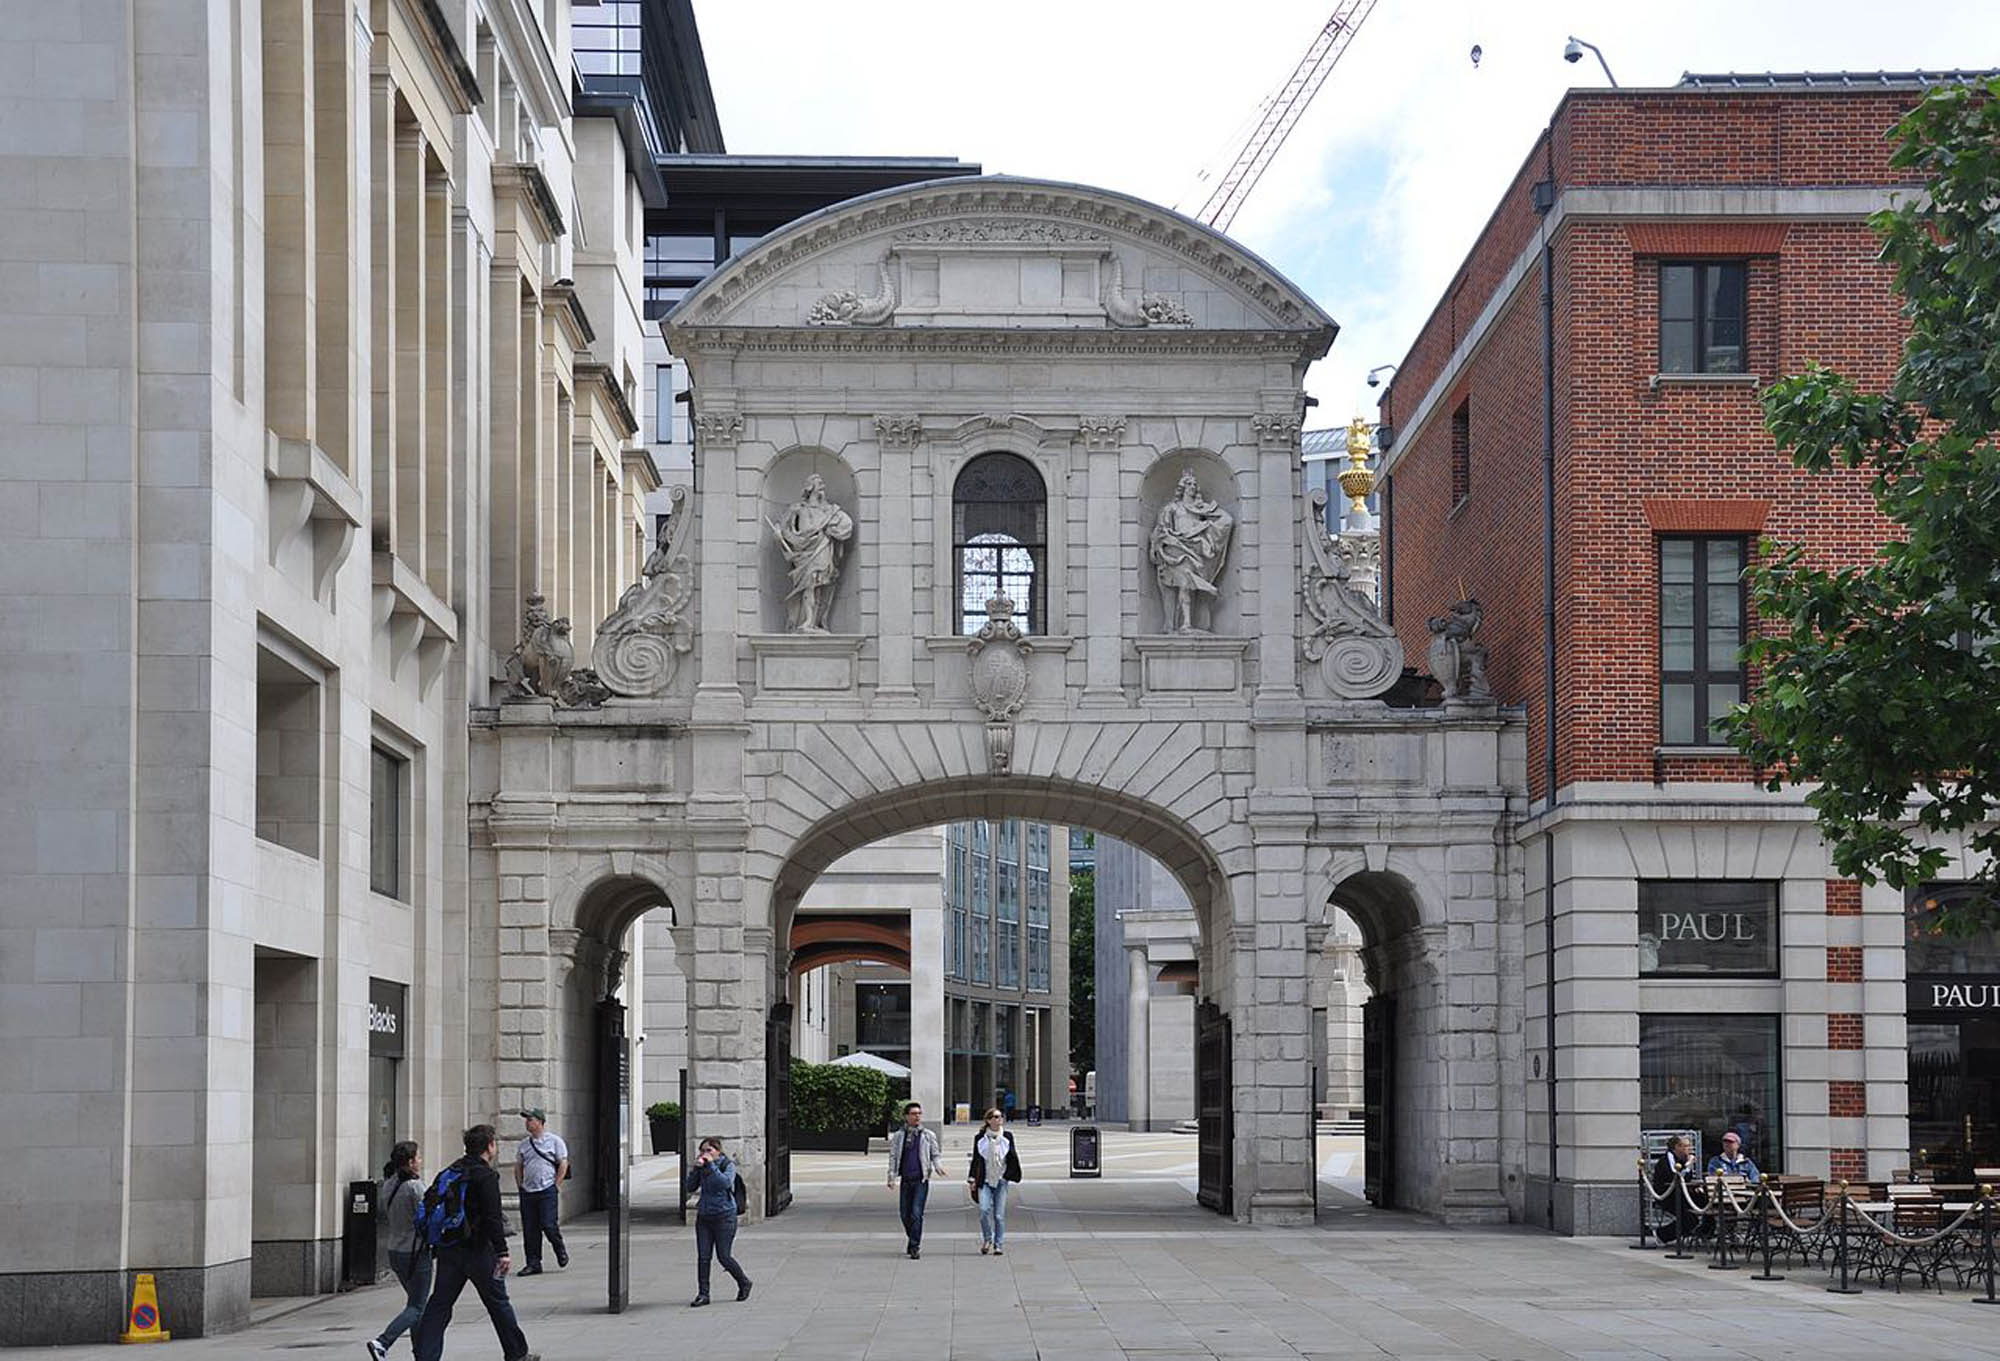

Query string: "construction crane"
[[1191, 1, 1379, 234]]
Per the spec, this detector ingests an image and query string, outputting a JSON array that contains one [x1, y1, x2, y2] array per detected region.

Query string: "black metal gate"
[[1363, 994, 1395, 1207], [1196, 999, 1232, 1216], [765, 1001, 793, 1217], [594, 1000, 630, 1312]]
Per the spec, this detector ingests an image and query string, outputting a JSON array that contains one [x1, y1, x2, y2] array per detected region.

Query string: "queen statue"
[[1148, 469, 1234, 633]]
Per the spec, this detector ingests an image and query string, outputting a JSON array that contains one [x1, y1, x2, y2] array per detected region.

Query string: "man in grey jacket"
[[885, 1102, 944, 1259]]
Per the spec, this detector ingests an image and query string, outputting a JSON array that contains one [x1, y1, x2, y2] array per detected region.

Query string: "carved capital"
[[1077, 415, 1127, 451], [1252, 412, 1303, 452], [693, 411, 744, 451], [873, 414, 923, 448]]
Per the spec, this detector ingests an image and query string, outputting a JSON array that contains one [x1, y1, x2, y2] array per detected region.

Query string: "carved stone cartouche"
[[591, 485, 696, 697], [1301, 487, 1402, 699]]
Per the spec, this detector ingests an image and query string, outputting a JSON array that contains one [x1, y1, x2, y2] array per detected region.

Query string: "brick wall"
[[1827, 1013, 1864, 1049], [1827, 945, 1864, 983], [1381, 86, 1921, 798]]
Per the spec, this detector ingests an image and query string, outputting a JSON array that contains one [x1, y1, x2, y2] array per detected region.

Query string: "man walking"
[[411, 1124, 537, 1361], [885, 1101, 943, 1258], [512, 1107, 569, 1275]]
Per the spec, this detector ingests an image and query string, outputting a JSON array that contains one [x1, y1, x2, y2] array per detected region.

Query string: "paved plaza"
[[29, 1128, 2000, 1361]]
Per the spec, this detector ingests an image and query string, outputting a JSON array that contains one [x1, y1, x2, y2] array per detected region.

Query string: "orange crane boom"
[[1194, 1, 1379, 234]]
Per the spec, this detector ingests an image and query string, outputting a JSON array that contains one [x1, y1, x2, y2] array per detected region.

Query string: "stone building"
[[1375, 70, 2000, 1233], [0, 0, 704, 1343]]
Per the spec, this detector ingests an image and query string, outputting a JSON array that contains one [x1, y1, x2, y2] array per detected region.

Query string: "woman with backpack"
[[682, 1136, 752, 1307], [967, 1107, 1023, 1255], [366, 1140, 430, 1359]]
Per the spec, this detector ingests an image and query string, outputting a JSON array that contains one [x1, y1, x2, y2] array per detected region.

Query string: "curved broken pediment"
[[666, 176, 1336, 350]]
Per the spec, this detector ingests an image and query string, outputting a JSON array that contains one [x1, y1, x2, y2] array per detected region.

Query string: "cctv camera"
[[1469, 44, 1482, 68], [1563, 38, 1583, 63], [1366, 374, 1381, 387]]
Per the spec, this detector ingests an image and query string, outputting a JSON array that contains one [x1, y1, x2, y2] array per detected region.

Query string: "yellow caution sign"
[[120, 1272, 170, 1344]]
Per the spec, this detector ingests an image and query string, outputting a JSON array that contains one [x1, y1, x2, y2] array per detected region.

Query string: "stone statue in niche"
[[767, 474, 855, 634], [1426, 598, 1493, 703], [1148, 468, 1235, 633]]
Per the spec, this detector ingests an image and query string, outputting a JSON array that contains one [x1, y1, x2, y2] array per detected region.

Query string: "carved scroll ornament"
[[1302, 487, 1402, 699], [1101, 254, 1194, 327], [807, 253, 897, 326], [590, 485, 696, 697]]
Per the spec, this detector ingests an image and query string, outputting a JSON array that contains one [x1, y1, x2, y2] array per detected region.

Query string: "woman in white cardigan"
[[966, 1107, 1024, 1254]]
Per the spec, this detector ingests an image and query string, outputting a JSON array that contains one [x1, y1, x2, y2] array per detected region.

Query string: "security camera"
[[1563, 38, 1583, 63], [1470, 44, 1482, 68], [1366, 373, 1381, 387]]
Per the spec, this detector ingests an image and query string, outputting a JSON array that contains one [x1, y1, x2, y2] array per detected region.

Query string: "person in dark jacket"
[[966, 1107, 1023, 1255], [683, 1137, 752, 1307], [1651, 1134, 1703, 1244], [367, 1141, 430, 1359], [411, 1125, 538, 1361]]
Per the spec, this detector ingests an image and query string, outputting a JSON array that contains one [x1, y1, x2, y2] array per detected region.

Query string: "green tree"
[[1725, 78, 2000, 929], [1068, 866, 1095, 1080]]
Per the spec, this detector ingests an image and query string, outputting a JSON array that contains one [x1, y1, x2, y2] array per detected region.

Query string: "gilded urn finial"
[[1338, 416, 1375, 514]]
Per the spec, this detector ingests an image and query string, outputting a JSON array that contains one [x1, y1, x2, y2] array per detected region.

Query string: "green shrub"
[[645, 1101, 681, 1120], [790, 1060, 888, 1134]]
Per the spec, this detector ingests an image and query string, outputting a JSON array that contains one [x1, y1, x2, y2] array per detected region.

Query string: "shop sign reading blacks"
[[1638, 881, 1779, 976], [1908, 975, 2000, 1013], [369, 978, 407, 1059]]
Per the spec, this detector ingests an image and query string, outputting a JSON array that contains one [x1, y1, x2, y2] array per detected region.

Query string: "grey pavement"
[[28, 1128, 2000, 1360]]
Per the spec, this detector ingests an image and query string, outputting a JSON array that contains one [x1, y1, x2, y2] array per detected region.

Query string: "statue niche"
[[1146, 464, 1235, 634], [761, 460, 857, 635]]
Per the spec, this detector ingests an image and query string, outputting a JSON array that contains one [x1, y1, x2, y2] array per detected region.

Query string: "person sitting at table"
[[1705, 1129, 1760, 1183], [1652, 1134, 1703, 1242]]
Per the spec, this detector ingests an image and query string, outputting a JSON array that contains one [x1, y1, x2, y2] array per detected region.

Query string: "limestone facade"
[[0, 0, 664, 1342]]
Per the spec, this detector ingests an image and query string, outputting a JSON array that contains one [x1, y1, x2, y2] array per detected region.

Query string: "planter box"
[[648, 1116, 683, 1156], [791, 1128, 873, 1153]]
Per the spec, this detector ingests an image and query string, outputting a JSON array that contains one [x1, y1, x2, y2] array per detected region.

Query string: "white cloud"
[[692, 0, 1998, 425]]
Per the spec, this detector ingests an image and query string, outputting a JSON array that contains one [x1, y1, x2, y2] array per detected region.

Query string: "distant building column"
[[909, 904, 945, 1123], [1126, 943, 1151, 1132]]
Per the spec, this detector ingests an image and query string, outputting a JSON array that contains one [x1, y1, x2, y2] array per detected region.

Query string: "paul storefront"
[[1907, 885, 2000, 1180]]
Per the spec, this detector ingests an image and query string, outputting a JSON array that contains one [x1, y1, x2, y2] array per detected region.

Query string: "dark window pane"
[[1706, 682, 1742, 740], [1661, 538, 1694, 583], [370, 746, 403, 900], [1640, 1013, 1782, 1171], [1660, 265, 1696, 319], [1662, 583, 1695, 629], [1659, 321, 1697, 374], [1662, 683, 1695, 744], [1662, 629, 1694, 671]]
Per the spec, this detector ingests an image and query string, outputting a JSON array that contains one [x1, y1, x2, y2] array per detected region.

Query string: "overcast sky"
[[694, 1, 1997, 429]]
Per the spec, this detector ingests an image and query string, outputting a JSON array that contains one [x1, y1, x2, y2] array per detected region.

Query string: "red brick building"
[[1375, 72, 1999, 1230]]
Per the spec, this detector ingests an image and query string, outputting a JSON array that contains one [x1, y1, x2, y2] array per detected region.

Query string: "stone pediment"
[[667, 177, 1336, 347]]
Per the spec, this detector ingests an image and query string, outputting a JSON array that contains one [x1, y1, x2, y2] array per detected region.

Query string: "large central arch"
[[469, 175, 1527, 1230]]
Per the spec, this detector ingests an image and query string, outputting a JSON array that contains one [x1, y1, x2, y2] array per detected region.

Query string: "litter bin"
[[342, 1179, 377, 1288], [1027, 1104, 1043, 1126], [1069, 1125, 1101, 1179]]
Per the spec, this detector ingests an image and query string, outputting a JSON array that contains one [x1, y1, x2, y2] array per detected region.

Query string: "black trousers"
[[411, 1242, 530, 1361], [898, 1178, 930, 1248], [695, 1212, 750, 1296], [518, 1186, 566, 1267]]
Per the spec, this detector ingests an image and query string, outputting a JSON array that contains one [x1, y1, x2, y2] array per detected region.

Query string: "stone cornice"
[[494, 162, 567, 243], [576, 360, 638, 439], [667, 178, 1336, 348], [669, 325, 1325, 360]]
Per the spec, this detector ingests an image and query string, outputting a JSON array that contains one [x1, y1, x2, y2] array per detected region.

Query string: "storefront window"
[[1639, 1013, 1782, 1171], [1637, 881, 1778, 976], [1907, 884, 2000, 1179]]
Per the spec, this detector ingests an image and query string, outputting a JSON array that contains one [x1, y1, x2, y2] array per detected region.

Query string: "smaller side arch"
[[550, 852, 682, 946]]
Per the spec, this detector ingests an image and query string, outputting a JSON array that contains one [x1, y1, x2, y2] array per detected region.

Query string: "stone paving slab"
[[22, 1132, 2000, 1360]]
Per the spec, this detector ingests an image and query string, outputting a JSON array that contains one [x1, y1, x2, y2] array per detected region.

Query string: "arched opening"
[[763, 776, 1243, 1229], [953, 452, 1048, 634]]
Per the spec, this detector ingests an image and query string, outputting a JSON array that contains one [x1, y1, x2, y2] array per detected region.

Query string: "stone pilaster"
[[1125, 942, 1151, 1131], [1080, 414, 1126, 704], [873, 415, 921, 702]]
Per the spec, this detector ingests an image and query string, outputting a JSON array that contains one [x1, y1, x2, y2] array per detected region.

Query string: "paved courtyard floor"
[[31, 1128, 2000, 1360]]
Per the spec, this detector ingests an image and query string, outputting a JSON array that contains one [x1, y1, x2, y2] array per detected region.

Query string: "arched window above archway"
[[954, 453, 1047, 634]]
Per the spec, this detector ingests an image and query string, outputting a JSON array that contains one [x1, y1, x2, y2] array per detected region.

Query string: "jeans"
[[377, 1247, 433, 1349], [897, 1178, 930, 1249], [411, 1243, 530, 1361], [518, 1186, 566, 1268], [977, 1181, 1009, 1248], [694, 1213, 750, 1297]]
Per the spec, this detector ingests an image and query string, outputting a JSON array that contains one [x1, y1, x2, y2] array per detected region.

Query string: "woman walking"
[[683, 1137, 752, 1306], [967, 1108, 1022, 1255], [366, 1140, 430, 1359]]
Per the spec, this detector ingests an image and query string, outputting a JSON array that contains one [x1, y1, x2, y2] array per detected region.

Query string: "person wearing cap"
[[512, 1108, 569, 1275], [1705, 1130, 1761, 1183]]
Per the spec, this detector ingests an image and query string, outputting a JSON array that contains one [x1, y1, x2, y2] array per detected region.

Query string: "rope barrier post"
[[1751, 1179, 1784, 1282], [1827, 1179, 1862, 1295], [1976, 1185, 1999, 1307], [1708, 1174, 1737, 1270], [1631, 1157, 1655, 1250]]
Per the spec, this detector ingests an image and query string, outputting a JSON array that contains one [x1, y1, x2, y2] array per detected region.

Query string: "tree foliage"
[[788, 1060, 888, 1134], [1068, 866, 1095, 1080], [1724, 77, 2000, 929]]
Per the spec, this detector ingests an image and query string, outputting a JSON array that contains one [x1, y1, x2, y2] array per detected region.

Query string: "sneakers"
[[736, 1281, 753, 1302], [689, 1295, 711, 1308], [365, 1342, 388, 1360], [994, 1246, 1005, 1256]]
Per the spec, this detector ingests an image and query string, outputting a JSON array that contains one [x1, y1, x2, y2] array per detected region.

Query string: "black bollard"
[[1710, 1175, 1737, 1270], [1977, 1186, 1999, 1307], [1632, 1158, 1656, 1250], [1827, 1180, 1862, 1295], [1751, 1180, 1784, 1282]]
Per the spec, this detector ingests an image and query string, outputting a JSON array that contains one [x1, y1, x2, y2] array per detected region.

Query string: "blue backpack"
[[416, 1164, 473, 1248]]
